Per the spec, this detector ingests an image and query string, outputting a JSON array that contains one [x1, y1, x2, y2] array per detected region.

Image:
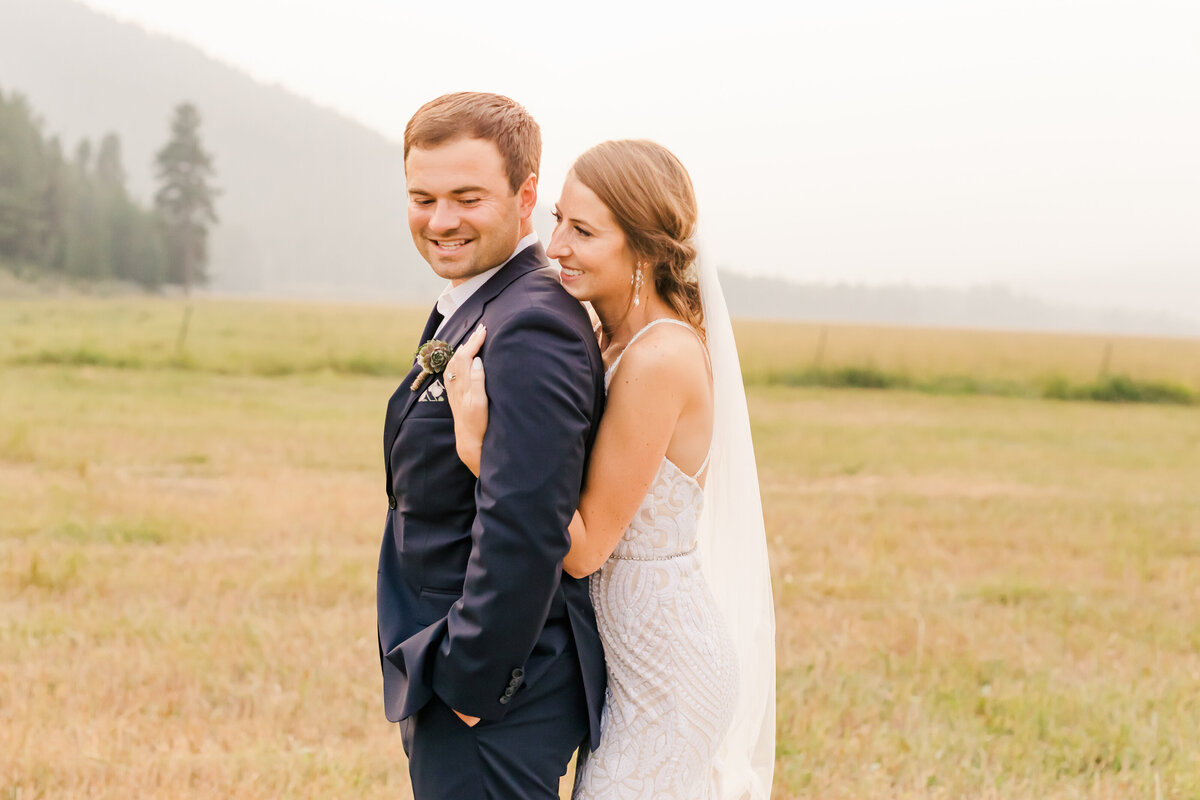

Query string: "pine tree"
[[40, 136, 69, 272], [154, 103, 218, 293], [63, 139, 102, 278], [0, 90, 50, 268], [1, 88, 168, 284]]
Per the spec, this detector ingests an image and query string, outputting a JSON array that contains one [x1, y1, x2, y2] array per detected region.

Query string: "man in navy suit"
[[377, 92, 607, 799]]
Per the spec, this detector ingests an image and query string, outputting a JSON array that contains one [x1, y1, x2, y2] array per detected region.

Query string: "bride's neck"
[[595, 293, 670, 352]]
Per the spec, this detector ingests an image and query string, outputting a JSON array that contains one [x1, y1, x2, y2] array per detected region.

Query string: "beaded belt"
[[607, 542, 698, 562]]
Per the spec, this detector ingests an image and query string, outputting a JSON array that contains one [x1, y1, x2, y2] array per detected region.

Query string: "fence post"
[[814, 325, 828, 368]]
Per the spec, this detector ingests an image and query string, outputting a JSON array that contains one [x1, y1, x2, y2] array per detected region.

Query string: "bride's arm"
[[562, 339, 691, 578], [448, 325, 696, 577]]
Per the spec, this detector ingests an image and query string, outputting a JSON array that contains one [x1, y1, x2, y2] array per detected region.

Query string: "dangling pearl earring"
[[631, 262, 644, 307]]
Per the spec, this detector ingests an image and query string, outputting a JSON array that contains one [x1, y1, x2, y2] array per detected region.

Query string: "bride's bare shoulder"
[[611, 322, 708, 389]]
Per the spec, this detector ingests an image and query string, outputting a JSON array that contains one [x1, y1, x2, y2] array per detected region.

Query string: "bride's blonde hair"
[[569, 140, 705, 339]]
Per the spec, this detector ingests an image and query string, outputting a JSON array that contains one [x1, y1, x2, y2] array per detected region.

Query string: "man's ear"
[[517, 172, 538, 220]]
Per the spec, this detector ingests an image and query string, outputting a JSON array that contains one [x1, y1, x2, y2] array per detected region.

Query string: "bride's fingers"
[[445, 346, 471, 386], [445, 325, 487, 408], [445, 357, 469, 409], [458, 324, 487, 361], [470, 356, 486, 401]]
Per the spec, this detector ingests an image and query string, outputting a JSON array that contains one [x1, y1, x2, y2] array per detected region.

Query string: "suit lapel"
[[384, 243, 550, 470], [383, 304, 442, 472]]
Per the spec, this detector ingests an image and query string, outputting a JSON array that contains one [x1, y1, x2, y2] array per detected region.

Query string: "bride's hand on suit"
[[445, 324, 488, 477], [444, 323, 494, 730]]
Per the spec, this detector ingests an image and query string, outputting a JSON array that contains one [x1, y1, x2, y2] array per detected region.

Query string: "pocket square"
[[418, 380, 446, 402]]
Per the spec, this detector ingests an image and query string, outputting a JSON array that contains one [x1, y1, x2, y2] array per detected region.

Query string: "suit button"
[[504, 686, 516, 697], [512, 668, 525, 679], [499, 695, 510, 705], [388, 495, 397, 510]]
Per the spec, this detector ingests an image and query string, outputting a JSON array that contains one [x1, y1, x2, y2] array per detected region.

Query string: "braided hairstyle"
[[569, 140, 704, 339]]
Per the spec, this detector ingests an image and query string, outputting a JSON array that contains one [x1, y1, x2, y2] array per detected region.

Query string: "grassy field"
[[735, 318, 1200, 386], [2, 297, 1198, 799]]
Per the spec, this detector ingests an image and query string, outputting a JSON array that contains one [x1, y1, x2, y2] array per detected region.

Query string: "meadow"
[[1, 297, 1198, 799]]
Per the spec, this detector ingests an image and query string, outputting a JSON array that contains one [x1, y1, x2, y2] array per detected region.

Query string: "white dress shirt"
[[433, 232, 539, 338]]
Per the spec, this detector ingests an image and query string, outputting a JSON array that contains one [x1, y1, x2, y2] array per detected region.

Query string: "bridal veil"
[[696, 256, 776, 799]]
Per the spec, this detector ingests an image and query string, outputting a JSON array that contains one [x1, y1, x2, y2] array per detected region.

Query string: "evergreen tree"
[[96, 133, 125, 188], [0, 87, 169, 285], [40, 136, 69, 272], [63, 139, 101, 278], [154, 103, 218, 292], [0, 90, 50, 267], [96, 133, 145, 284]]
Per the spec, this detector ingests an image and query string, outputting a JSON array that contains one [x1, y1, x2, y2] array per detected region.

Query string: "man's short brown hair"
[[404, 92, 541, 194]]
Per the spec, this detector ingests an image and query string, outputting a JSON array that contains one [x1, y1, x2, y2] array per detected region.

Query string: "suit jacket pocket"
[[417, 586, 461, 626]]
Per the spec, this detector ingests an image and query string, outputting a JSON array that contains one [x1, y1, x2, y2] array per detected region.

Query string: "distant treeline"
[[0, 88, 169, 287]]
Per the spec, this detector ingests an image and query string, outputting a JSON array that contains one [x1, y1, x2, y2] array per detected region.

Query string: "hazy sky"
[[80, 0, 1200, 320]]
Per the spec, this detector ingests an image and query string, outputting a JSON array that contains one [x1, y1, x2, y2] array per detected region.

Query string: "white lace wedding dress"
[[574, 319, 739, 800]]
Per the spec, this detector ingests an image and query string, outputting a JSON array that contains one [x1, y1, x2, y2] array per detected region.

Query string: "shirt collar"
[[435, 232, 539, 324]]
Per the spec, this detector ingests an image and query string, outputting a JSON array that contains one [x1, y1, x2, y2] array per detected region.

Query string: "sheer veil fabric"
[[696, 256, 777, 799]]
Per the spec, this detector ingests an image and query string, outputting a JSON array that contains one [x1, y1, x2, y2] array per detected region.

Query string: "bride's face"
[[547, 176, 638, 305]]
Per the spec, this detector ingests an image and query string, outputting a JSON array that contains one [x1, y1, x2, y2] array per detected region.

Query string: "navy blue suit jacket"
[[377, 243, 607, 747]]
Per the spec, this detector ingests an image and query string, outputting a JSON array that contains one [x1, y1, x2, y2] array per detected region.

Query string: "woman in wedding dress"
[[446, 139, 774, 800]]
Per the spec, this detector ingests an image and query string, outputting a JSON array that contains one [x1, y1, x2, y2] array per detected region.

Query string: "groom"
[[377, 92, 607, 799]]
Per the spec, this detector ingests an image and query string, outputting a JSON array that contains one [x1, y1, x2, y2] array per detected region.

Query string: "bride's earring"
[[631, 263, 644, 307]]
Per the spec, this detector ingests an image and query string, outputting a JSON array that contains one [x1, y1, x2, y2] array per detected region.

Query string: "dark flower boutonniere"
[[411, 339, 454, 391]]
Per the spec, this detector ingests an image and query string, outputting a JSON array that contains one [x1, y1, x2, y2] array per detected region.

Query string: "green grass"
[[1, 297, 1198, 798], [765, 364, 1197, 405], [0, 296, 428, 378], [6, 298, 1198, 405]]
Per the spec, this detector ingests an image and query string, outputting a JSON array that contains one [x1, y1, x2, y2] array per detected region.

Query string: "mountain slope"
[[0, 0, 436, 298]]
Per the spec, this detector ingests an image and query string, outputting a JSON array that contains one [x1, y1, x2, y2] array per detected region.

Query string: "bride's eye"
[[575, 226, 592, 238]]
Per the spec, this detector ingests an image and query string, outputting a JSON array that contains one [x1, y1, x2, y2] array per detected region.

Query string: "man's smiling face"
[[405, 137, 527, 285]]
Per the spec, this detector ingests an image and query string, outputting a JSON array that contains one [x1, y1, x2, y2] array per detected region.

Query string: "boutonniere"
[[411, 339, 454, 391]]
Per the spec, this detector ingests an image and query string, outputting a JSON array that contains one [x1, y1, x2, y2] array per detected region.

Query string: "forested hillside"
[[0, 0, 434, 299], [0, 88, 168, 286]]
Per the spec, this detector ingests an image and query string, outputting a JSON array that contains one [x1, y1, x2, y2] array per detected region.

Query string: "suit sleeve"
[[429, 306, 596, 719]]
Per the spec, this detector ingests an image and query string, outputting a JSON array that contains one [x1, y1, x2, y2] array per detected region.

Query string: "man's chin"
[[424, 250, 473, 278], [429, 263, 479, 282], [425, 246, 509, 282]]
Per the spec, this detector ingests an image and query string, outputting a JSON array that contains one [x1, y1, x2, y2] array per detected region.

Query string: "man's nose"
[[429, 200, 460, 233]]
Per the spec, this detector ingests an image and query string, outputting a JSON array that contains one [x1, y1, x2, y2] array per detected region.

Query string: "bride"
[[445, 139, 775, 800]]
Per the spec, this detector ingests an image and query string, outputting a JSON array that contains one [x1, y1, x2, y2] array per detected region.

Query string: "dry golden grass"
[[758, 388, 1200, 798], [2, 297, 1198, 798], [735, 319, 1200, 388], [1, 367, 408, 798]]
